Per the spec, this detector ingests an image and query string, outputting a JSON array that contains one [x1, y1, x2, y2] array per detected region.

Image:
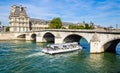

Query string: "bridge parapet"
[[31, 29, 120, 33]]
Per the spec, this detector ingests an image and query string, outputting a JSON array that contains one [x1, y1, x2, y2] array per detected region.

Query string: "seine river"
[[0, 40, 120, 73]]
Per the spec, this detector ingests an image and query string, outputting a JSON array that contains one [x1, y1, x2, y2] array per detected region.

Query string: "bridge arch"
[[17, 34, 26, 38], [43, 32, 55, 43], [31, 33, 37, 41], [16, 34, 26, 40], [63, 34, 88, 45], [103, 38, 120, 53]]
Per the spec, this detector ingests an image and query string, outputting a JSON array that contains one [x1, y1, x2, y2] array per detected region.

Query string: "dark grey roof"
[[10, 5, 28, 17], [30, 18, 50, 22], [30, 18, 50, 24], [62, 22, 75, 26]]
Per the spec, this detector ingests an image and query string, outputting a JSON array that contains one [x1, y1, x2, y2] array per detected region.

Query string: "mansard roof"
[[10, 5, 28, 17], [62, 22, 74, 26], [30, 18, 50, 24]]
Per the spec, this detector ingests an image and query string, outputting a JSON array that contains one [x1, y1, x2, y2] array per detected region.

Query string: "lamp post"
[[0, 21, 1, 25], [116, 24, 118, 29]]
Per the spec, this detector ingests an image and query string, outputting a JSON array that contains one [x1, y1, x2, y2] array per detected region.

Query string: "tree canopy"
[[49, 17, 63, 29], [68, 24, 85, 29], [5, 26, 10, 32], [68, 24, 94, 29]]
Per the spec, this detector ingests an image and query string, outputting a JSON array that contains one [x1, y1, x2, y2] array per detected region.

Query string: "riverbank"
[[0, 32, 25, 41]]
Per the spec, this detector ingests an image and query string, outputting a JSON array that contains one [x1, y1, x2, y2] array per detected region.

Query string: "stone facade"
[[30, 18, 49, 31], [9, 5, 30, 32], [9, 5, 50, 32]]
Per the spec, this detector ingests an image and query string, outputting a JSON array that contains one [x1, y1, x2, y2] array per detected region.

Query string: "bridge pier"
[[36, 33, 43, 42], [90, 41, 104, 53], [55, 37, 63, 44], [90, 33, 104, 53], [36, 36, 43, 42], [26, 33, 32, 41]]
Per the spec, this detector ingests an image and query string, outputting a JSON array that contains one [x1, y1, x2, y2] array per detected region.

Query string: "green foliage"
[[68, 24, 94, 29], [61, 26, 66, 29], [84, 24, 94, 29], [5, 26, 10, 32], [104, 27, 107, 30], [68, 24, 85, 29], [49, 17, 63, 29], [77, 25, 84, 29], [68, 24, 75, 29], [85, 24, 90, 29]]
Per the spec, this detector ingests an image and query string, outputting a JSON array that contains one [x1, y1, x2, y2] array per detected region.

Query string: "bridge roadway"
[[1, 29, 120, 53]]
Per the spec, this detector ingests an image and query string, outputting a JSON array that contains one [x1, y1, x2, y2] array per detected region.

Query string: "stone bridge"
[[3, 29, 120, 53]]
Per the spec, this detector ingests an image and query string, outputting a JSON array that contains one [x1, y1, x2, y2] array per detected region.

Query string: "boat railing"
[[46, 42, 80, 51]]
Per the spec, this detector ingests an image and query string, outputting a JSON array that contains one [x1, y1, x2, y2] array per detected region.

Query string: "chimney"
[[11, 5, 16, 13], [20, 5, 22, 11]]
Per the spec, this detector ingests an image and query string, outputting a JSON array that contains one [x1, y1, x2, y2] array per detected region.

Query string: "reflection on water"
[[89, 54, 104, 68], [0, 41, 120, 73], [116, 43, 120, 55]]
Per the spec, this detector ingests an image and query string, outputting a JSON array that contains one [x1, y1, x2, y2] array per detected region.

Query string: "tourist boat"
[[41, 42, 82, 55]]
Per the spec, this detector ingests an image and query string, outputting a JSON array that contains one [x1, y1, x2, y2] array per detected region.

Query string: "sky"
[[0, 0, 120, 27]]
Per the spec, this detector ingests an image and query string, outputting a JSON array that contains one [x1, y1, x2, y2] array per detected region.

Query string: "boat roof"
[[48, 42, 78, 48]]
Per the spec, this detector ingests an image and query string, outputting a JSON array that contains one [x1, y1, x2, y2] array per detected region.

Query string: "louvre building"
[[9, 5, 50, 32]]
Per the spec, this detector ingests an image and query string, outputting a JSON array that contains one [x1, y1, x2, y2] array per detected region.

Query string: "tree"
[[68, 24, 85, 29], [0, 21, 1, 25], [85, 24, 89, 29], [5, 26, 10, 32], [77, 25, 84, 29], [68, 24, 75, 29], [49, 17, 63, 29], [90, 21, 94, 29], [84, 23, 94, 29]]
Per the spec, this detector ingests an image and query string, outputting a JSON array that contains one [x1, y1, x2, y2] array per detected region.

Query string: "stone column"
[[26, 33, 32, 41], [90, 33, 103, 53], [36, 33, 43, 42], [54, 33, 63, 44], [55, 37, 63, 44]]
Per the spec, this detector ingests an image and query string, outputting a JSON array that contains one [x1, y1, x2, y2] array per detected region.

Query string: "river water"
[[0, 40, 120, 73]]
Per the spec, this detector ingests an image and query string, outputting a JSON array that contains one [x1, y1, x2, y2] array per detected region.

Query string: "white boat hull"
[[41, 42, 82, 55]]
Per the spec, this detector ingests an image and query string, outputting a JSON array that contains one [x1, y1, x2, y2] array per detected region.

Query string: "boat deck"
[[42, 42, 82, 55]]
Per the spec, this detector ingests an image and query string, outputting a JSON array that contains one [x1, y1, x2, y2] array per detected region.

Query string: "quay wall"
[[0, 32, 25, 40]]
